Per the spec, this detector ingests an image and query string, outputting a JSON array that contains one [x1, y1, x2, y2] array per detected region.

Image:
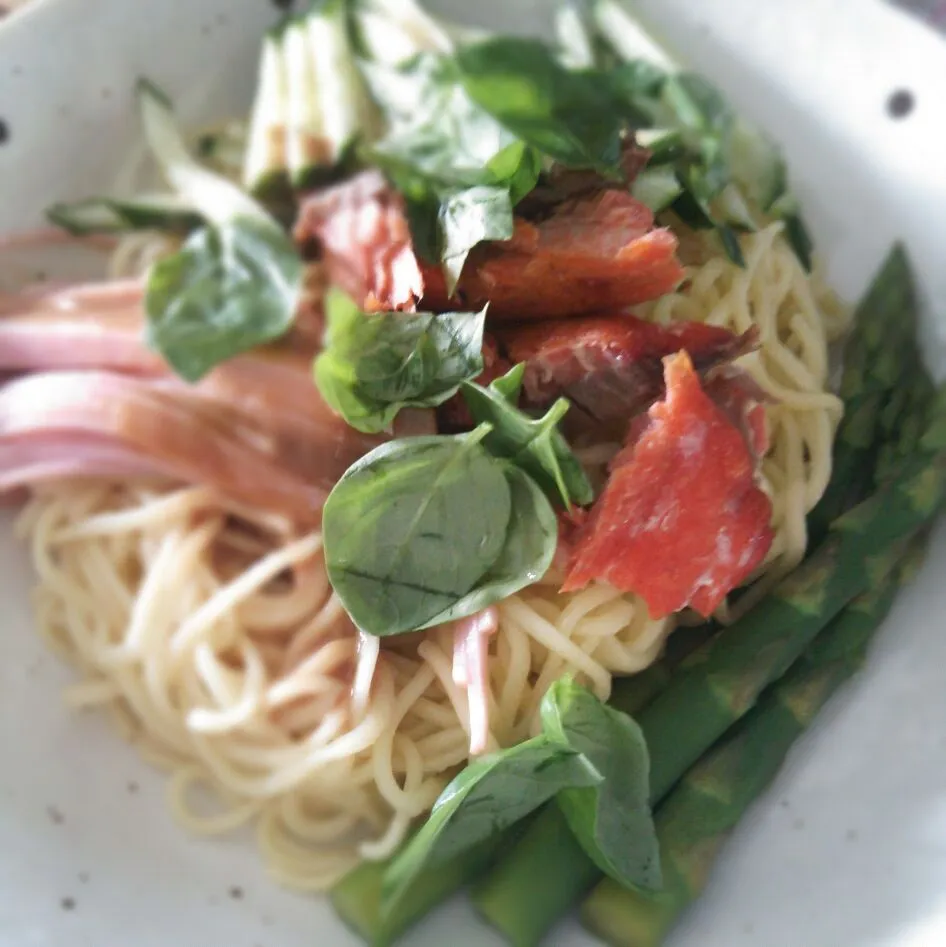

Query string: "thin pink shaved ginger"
[[451, 607, 499, 757]]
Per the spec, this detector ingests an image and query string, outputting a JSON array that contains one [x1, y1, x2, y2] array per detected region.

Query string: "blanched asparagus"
[[582, 537, 928, 946], [473, 624, 720, 947], [331, 836, 506, 947], [808, 246, 919, 542]]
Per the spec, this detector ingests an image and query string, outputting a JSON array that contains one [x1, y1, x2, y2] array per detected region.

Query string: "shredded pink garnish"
[[451, 607, 499, 756]]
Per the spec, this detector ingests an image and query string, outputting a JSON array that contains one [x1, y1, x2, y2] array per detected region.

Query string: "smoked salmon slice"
[[497, 314, 758, 425], [295, 173, 684, 321], [562, 351, 773, 617], [421, 189, 684, 321], [294, 170, 425, 313]]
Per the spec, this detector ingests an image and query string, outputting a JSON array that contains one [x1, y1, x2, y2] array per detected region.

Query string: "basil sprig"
[[314, 295, 593, 507], [461, 365, 594, 508], [570, 1, 814, 268], [361, 53, 539, 291], [314, 289, 487, 434], [322, 425, 557, 638], [380, 679, 660, 923], [360, 38, 631, 288]]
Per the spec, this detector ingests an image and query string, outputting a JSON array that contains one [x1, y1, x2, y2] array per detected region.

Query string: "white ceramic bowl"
[[2, 1, 946, 945]]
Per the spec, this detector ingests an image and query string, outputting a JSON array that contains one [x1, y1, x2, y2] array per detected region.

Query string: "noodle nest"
[[18, 220, 846, 888]]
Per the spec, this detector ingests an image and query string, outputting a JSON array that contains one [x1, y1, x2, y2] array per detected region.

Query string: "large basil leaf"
[[462, 366, 594, 508], [455, 38, 625, 174], [541, 678, 661, 891], [424, 464, 557, 626], [381, 735, 601, 920], [314, 289, 486, 433], [145, 216, 301, 382], [324, 428, 512, 637]]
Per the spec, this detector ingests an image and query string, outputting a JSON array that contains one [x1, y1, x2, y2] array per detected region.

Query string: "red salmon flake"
[[498, 313, 758, 423], [421, 189, 684, 321], [562, 351, 773, 617]]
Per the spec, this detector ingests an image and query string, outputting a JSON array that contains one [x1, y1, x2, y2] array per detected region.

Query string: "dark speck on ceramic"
[[0, 118, 9, 145], [887, 88, 916, 118]]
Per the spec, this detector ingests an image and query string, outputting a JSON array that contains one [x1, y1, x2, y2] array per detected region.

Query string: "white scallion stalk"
[[356, 0, 453, 65], [592, 0, 677, 71], [306, 4, 380, 174], [631, 167, 683, 213], [243, 33, 289, 195], [137, 80, 274, 230], [283, 18, 324, 185], [556, 3, 596, 69]]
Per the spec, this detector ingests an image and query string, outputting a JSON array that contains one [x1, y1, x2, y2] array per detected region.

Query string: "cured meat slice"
[[498, 314, 758, 424], [562, 351, 773, 617]]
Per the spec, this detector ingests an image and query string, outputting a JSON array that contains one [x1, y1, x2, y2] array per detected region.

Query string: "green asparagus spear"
[[332, 836, 506, 947], [582, 537, 928, 947], [474, 382, 946, 945], [609, 624, 719, 717], [808, 246, 919, 542], [473, 624, 720, 947], [876, 370, 935, 484]]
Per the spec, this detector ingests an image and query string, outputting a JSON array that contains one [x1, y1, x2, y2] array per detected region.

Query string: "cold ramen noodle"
[[1, 1, 935, 945]]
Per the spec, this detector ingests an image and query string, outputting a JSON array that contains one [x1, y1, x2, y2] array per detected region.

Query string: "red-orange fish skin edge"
[[420, 190, 686, 321], [497, 313, 757, 413], [562, 351, 774, 618]]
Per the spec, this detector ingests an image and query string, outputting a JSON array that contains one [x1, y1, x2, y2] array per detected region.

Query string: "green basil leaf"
[[541, 678, 662, 891], [424, 464, 557, 626], [363, 54, 522, 190], [323, 428, 513, 637], [487, 140, 543, 205], [461, 366, 595, 508], [362, 54, 541, 280], [439, 185, 514, 293], [145, 216, 302, 382], [314, 289, 486, 433], [456, 38, 625, 174], [381, 735, 601, 919]]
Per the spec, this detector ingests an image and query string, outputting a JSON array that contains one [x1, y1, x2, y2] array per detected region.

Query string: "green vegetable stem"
[[808, 246, 921, 542]]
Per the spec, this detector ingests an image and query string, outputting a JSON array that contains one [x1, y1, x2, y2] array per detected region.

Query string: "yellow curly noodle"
[[17, 482, 669, 889], [16, 216, 844, 888]]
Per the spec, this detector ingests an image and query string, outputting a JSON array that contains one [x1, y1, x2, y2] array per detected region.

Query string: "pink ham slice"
[[0, 369, 383, 522]]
